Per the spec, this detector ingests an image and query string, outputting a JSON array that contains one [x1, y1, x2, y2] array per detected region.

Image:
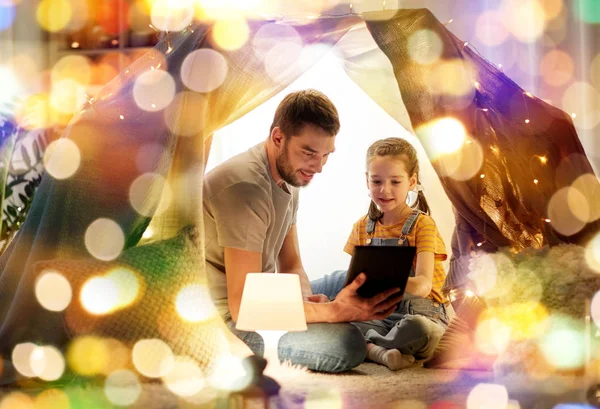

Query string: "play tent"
[[0, 8, 598, 373]]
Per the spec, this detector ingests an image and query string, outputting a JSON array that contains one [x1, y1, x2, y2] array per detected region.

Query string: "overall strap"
[[366, 217, 376, 235], [398, 209, 422, 245]]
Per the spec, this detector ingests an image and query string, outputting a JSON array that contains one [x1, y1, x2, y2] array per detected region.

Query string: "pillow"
[[34, 226, 228, 371]]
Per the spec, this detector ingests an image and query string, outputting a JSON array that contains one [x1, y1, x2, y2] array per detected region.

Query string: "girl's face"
[[366, 155, 417, 214]]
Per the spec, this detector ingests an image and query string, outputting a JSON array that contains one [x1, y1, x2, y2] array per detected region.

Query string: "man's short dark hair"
[[269, 89, 340, 137]]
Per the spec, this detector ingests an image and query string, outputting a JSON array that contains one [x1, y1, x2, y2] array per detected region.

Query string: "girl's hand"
[[330, 273, 403, 322]]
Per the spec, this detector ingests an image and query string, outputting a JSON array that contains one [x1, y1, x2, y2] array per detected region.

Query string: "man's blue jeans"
[[313, 270, 449, 360], [226, 321, 366, 373], [225, 270, 367, 373]]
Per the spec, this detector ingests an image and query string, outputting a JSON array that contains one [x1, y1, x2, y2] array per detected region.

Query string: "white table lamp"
[[236, 273, 307, 371]]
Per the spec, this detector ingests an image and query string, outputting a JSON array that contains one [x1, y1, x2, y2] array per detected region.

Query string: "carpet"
[[271, 362, 494, 409]]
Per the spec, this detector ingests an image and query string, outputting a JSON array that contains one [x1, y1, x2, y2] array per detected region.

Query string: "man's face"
[[276, 124, 336, 187]]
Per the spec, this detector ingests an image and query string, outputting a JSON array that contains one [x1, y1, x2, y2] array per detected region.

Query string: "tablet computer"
[[344, 245, 417, 298]]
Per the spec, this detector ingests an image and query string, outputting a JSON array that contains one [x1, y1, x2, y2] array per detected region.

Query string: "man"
[[203, 89, 402, 373]]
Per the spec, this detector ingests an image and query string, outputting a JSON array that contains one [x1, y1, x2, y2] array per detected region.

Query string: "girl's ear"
[[409, 173, 418, 190], [365, 172, 370, 189]]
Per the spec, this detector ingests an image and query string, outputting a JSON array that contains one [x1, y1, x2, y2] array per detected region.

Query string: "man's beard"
[[276, 144, 307, 188]]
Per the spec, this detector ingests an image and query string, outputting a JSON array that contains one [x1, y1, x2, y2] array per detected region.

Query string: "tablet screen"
[[344, 245, 416, 298]]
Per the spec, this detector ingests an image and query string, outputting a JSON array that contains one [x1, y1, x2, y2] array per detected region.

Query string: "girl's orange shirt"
[[344, 213, 448, 303]]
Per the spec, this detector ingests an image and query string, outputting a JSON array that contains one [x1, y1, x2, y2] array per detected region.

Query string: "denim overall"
[[311, 210, 449, 359], [355, 209, 449, 358]]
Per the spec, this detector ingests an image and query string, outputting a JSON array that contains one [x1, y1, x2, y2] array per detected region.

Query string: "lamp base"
[[241, 355, 281, 396]]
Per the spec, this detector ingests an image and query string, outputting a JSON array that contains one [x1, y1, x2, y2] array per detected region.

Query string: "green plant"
[[0, 128, 46, 253]]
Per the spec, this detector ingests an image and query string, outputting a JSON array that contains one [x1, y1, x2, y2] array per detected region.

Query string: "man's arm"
[[276, 224, 313, 299], [224, 247, 263, 323], [226, 228, 403, 324]]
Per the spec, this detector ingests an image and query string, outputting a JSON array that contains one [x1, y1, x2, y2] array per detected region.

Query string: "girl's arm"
[[404, 251, 434, 297]]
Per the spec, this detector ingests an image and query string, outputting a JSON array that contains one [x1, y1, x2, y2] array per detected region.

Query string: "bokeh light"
[[162, 355, 205, 397], [43, 138, 81, 180], [51, 55, 92, 86], [132, 338, 174, 378], [67, 336, 109, 376], [36, 0, 72, 32], [466, 383, 508, 409], [572, 174, 600, 223], [407, 29, 443, 65], [212, 15, 249, 51], [0, 65, 23, 110], [585, 233, 600, 274], [101, 338, 132, 375], [475, 11, 509, 46], [468, 252, 517, 299], [63, 0, 88, 32], [483, 302, 548, 341], [80, 276, 119, 315], [427, 59, 475, 98], [128, 0, 152, 33], [253, 23, 303, 60], [0, 3, 16, 31], [575, 0, 600, 24], [12, 343, 37, 377], [151, 0, 194, 31], [16, 93, 53, 130], [415, 117, 467, 160], [206, 354, 249, 391], [305, 388, 343, 409], [35, 270, 72, 312], [129, 173, 172, 217], [0, 392, 34, 409], [31, 345, 66, 381], [175, 284, 218, 323], [34, 389, 70, 409], [435, 138, 484, 181], [475, 318, 511, 355], [104, 370, 142, 406], [504, 0, 546, 43], [84, 218, 125, 261], [541, 0, 564, 20], [562, 82, 600, 130], [591, 290, 600, 329], [181, 49, 228, 93], [538, 316, 586, 369], [50, 78, 87, 115], [105, 267, 142, 309], [547, 187, 589, 236], [540, 49, 574, 87], [133, 69, 175, 112]]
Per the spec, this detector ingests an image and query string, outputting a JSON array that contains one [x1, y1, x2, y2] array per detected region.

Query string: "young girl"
[[345, 137, 449, 370]]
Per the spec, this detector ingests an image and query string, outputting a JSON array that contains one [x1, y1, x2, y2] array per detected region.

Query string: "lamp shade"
[[236, 273, 307, 332]]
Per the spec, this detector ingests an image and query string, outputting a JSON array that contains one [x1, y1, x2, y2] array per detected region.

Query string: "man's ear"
[[271, 126, 284, 148]]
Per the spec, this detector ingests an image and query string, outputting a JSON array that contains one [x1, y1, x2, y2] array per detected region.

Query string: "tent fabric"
[[0, 8, 598, 369], [363, 9, 599, 249]]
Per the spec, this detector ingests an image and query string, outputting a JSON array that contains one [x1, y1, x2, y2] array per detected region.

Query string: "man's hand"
[[329, 273, 403, 322], [306, 294, 330, 303]]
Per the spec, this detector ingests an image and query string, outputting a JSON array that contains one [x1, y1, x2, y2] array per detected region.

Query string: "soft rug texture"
[[0, 363, 493, 409]]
